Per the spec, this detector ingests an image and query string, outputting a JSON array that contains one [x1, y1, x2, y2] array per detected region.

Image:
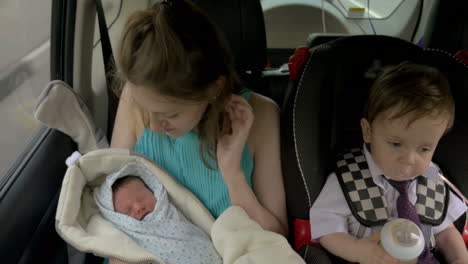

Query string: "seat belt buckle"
[[293, 218, 321, 251]]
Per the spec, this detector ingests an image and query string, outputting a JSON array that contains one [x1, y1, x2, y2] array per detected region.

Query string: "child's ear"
[[360, 118, 372, 143]]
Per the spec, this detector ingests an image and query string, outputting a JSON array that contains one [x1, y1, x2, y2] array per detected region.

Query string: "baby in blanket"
[[94, 162, 222, 264]]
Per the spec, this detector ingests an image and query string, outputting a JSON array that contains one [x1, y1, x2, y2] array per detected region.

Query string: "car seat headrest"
[[193, 0, 267, 74]]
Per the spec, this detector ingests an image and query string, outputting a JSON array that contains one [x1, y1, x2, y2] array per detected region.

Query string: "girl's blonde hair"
[[117, 0, 241, 169]]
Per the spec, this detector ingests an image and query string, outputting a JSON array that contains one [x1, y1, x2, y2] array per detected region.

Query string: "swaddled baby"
[[94, 162, 222, 264]]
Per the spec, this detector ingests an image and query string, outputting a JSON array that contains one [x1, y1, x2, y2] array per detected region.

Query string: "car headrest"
[[193, 0, 267, 74], [282, 35, 468, 220]]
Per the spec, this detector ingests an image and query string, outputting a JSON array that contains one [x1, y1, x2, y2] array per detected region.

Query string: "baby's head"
[[112, 176, 157, 221], [361, 62, 454, 181]]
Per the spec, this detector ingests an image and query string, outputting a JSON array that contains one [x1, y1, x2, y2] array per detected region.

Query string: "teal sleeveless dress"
[[134, 91, 254, 218]]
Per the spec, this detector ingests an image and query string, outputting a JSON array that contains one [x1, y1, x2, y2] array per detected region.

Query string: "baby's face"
[[361, 109, 448, 181], [113, 179, 157, 221]]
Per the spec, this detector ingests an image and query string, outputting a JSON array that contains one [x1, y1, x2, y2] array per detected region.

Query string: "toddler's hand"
[[356, 232, 398, 264]]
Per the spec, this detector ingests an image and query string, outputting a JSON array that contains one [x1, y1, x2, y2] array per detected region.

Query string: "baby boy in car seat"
[[94, 162, 222, 264], [309, 62, 467, 264]]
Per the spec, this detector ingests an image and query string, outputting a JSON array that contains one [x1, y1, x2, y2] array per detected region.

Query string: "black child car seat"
[[281, 35, 468, 263]]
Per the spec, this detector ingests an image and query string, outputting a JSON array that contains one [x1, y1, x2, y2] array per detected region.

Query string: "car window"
[[0, 0, 52, 177], [261, 0, 426, 49]]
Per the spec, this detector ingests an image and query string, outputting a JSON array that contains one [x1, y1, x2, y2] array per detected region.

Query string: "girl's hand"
[[356, 232, 398, 264], [217, 95, 254, 180]]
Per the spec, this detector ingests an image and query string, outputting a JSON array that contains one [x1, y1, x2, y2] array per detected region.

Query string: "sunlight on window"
[[0, 0, 52, 175]]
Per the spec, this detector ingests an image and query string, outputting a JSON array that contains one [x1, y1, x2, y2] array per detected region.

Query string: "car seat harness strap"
[[335, 148, 449, 229]]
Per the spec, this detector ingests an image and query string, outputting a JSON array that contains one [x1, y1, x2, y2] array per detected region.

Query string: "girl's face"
[[361, 109, 448, 181], [113, 178, 156, 221], [131, 84, 210, 138]]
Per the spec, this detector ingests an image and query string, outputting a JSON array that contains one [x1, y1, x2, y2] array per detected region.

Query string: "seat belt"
[[95, 0, 119, 141]]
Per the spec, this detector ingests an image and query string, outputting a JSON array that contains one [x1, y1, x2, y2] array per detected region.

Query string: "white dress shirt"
[[309, 145, 467, 241]]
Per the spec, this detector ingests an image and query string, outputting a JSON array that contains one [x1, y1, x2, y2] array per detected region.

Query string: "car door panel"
[[0, 129, 75, 263]]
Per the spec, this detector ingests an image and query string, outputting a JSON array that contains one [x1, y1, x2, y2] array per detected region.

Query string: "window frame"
[[0, 0, 77, 262]]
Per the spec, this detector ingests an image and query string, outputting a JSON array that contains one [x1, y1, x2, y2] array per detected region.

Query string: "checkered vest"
[[335, 148, 449, 227]]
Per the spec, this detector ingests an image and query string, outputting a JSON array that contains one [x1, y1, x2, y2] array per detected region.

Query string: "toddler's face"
[[113, 179, 157, 221], [361, 109, 448, 181]]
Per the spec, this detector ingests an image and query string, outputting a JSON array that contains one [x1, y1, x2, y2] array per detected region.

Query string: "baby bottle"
[[380, 218, 425, 264]]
